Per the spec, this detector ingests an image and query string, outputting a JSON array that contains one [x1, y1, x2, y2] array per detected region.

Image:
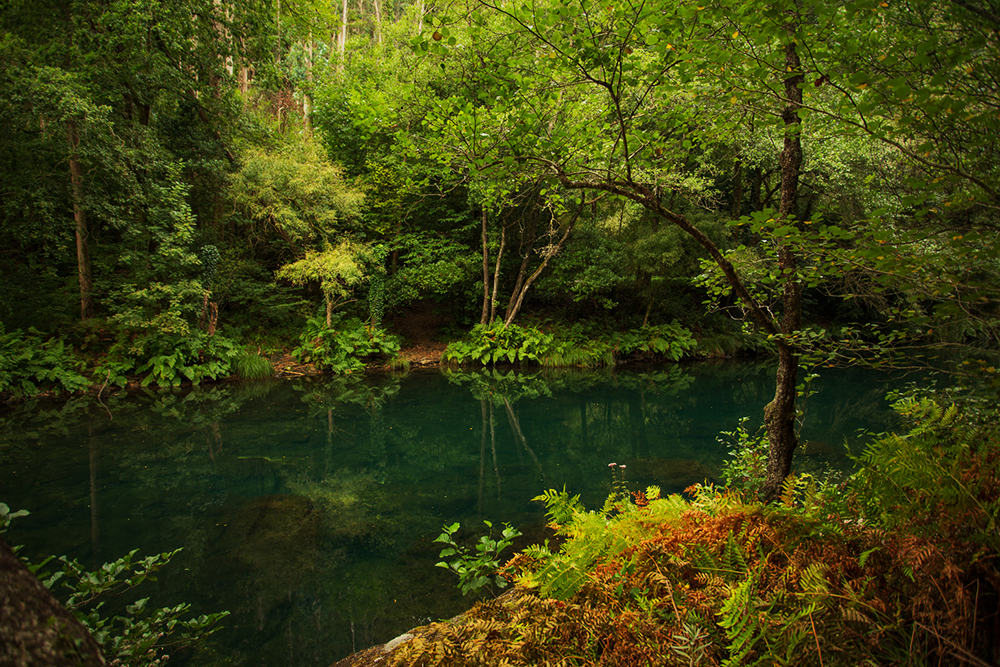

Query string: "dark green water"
[[0, 363, 904, 666]]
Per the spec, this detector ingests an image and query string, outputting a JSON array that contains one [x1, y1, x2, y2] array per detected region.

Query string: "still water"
[[1, 363, 905, 666]]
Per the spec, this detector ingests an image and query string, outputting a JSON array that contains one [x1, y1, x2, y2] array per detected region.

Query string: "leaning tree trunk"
[[760, 40, 805, 502], [504, 204, 580, 325]]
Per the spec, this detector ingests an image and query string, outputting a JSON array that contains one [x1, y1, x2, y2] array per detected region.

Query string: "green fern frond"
[[533, 487, 584, 526], [719, 568, 765, 667]]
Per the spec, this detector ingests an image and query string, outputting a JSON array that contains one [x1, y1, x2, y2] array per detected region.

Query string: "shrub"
[[442, 321, 552, 366], [434, 520, 522, 596], [99, 329, 240, 387], [442, 320, 698, 367], [292, 315, 402, 373], [718, 417, 770, 492], [0, 326, 90, 397]]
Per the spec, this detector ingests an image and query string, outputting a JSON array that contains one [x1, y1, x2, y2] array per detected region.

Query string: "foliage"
[[442, 321, 553, 366], [292, 314, 401, 373], [611, 322, 698, 362], [392, 404, 1000, 666], [4, 505, 229, 666], [442, 321, 699, 367], [276, 239, 371, 323], [0, 326, 90, 397], [231, 352, 275, 380], [851, 397, 1000, 551], [227, 140, 365, 248], [435, 520, 523, 596], [719, 417, 770, 492], [100, 330, 241, 388]]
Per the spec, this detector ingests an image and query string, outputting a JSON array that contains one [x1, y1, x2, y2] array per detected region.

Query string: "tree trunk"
[[303, 33, 314, 136], [504, 212, 538, 316], [731, 157, 743, 220], [372, 0, 383, 44], [504, 202, 581, 325], [337, 0, 348, 74], [760, 40, 805, 502], [480, 209, 490, 325], [489, 224, 506, 323], [68, 120, 95, 320]]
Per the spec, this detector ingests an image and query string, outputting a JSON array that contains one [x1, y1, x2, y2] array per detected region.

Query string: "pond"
[[0, 362, 906, 666]]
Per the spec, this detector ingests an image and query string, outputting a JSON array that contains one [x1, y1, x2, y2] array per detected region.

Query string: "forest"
[[1, 0, 999, 664]]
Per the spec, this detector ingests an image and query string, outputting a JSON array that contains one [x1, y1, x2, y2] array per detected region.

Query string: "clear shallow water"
[[0, 362, 905, 666]]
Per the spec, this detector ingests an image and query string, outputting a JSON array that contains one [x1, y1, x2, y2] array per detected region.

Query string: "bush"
[[442, 320, 698, 367], [0, 326, 90, 397], [99, 329, 241, 387], [718, 417, 769, 492], [292, 315, 402, 373], [231, 352, 274, 379], [442, 321, 552, 366]]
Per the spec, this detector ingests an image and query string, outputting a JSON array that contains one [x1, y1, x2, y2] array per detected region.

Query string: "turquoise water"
[[0, 363, 903, 666]]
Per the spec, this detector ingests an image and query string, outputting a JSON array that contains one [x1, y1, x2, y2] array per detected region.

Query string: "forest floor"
[[387, 300, 451, 367]]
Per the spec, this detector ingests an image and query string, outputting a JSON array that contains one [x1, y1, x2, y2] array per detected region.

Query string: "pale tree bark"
[[760, 39, 805, 502], [489, 224, 506, 323], [303, 32, 314, 135], [504, 213, 538, 317], [503, 203, 580, 325], [67, 120, 95, 320], [372, 0, 383, 44], [337, 0, 349, 74], [480, 209, 490, 325]]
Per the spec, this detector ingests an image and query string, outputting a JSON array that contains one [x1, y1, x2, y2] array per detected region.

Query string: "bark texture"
[[760, 39, 805, 502], [0, 539, 106, 667]]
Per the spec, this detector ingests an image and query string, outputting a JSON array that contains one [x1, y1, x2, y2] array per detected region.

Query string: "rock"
[[0, 538, 106, 667], [382, 633, 414, 653]]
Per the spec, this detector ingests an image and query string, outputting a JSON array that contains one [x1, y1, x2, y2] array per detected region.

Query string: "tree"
[[0, 0, 275, 326], [412, 0, 819, 497], [276, 239, 370, 326], [412, 0, 1000, 498]]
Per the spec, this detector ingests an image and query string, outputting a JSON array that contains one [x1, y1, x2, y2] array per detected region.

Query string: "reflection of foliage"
[[443, 366, 696, 405], [0, 396, 95, 459], [295, 373, 403, 415], [443, 368, 556, 404]]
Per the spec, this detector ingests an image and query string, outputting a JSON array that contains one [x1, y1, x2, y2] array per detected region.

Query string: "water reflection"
[[0, 363, 903, 666]]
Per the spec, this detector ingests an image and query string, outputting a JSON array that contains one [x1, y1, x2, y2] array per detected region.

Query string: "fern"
[[533, 487, 585, 526], [718, 568, 765, 667]]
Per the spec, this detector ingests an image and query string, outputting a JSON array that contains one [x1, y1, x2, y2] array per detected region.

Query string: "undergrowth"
[[441, 321, 697, 368], [292, 314, 403, 373], [391, 397, 1000, 666]]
